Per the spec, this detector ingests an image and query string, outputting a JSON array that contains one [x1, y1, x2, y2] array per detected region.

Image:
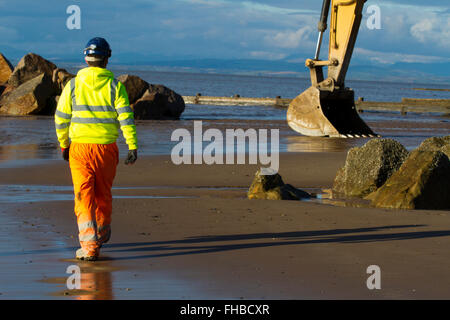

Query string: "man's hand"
[[62, 147, 70, 162], [125, 149, 137, 165]]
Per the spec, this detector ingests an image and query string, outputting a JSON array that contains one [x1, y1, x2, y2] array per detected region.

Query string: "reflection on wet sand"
[[0, 143, 59, 167], [75, 263, 114, 300], [284, 135, 368, 153], [305, 188, 373, 208], [49, 260, 119, 300]]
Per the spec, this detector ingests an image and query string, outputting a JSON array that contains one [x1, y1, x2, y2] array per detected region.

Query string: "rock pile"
[[0, 53, 74, 115], [333, 136, 450, 210], [0, 53, 185, 119], [248, 169, 310, 200]]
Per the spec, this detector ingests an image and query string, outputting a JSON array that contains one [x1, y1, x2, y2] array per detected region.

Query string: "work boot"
[[76, 248, 98, 261]]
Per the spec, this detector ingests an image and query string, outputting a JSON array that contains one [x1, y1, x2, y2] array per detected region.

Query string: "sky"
[[0, 0, 449, 77]]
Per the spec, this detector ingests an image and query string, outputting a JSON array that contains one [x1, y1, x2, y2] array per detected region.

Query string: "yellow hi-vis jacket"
[[54, 67, 138, 150]]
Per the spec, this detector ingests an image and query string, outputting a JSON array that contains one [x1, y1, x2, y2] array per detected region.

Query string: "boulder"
[[8, 53, 57, 87], [133, 91, 168, 120], [332, 138, 409, 197], [416, 136, 450, 158], [0, 73, 57, 115], [133, 85, 185, 120], [0, 53, 13, 84], [52, 68, 75, 92], [117, 74, 149, 105], [366, 150, 450, 210], [0, 83, 14, 97], [117, 74, 185, 119], [248, 169, 310, 200]]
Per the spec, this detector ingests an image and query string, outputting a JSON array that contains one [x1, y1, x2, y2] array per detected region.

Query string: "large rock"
[[117, 74, 149, 105], [366, 150, 450, 210], [416, 136, 450, 158], [248, 169, 310, 200], [52, 68, 75, 92], [333, 138, 409, 197], [0, 53, 13, 84], [0, 84, 12, 97], [0, 73, 57, 115], [117, 74, 185, 120], [133, 85, 185, 120], [8, 53, 57, 87]]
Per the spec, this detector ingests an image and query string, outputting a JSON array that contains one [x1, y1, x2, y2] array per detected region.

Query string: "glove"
[[62, 146, 70, 162], [125, 149, 137, 165]]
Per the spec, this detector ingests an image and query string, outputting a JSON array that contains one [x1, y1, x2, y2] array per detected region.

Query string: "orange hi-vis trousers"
[[69, 142, 119, 256]]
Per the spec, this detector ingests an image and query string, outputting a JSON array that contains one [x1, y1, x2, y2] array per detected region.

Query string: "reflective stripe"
[[70, 78, 76, 106], [116, 106, 133, 115], [73, 105, 116, 112], [120, 118, 135, 126], [55, 110, 72, 119], [111, 78, 119, 107], [78, 220, 97, 232], [72, 117, 119, 124], [55, 122, 70, 129]]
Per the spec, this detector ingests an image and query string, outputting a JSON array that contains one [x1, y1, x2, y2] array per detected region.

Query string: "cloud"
[[354, 48, 450, 65], [264, 26, 314, 49], [410, 16, 450, 49], [249, 51, 286, 60], [410, 20, 434, 42], [0, 0, 448, 78]]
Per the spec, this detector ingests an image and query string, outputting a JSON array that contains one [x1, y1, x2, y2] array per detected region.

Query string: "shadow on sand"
[[98, 224, 450, 261], [3, 224, 450, 260]]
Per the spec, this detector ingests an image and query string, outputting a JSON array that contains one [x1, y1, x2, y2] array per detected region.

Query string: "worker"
[[55, 37, 138, 261]]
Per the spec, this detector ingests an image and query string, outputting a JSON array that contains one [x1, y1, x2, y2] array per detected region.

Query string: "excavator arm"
[[287, 0, 377, 138]]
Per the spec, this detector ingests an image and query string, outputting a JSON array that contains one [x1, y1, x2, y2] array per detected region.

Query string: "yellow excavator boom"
[[287, 0, 377, 138]]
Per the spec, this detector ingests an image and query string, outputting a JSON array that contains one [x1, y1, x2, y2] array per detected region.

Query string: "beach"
[[1, 70, 450, 300], [1, 144, 450, 299]]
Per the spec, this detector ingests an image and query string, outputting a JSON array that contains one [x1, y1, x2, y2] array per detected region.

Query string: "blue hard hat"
[[83, 37, 111, 57]]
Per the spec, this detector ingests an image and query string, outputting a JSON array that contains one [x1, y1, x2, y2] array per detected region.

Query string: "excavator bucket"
[[287, 86, 377, 138], [287, 0, 378, 138]]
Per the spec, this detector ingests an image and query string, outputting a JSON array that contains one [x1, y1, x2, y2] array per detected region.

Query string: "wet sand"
[[1, 152, 450, 299]]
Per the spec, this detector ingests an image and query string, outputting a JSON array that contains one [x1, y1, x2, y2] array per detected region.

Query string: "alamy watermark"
[[366, 5, 381, 30], [171, 121, 279, 175], [66, 5, 81, 30], [66, 265, 81, 290], [366, 265, 381, 290]]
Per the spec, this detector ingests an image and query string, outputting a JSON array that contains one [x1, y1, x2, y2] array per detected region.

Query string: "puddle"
[[0, 184, 371, 208], [303, 188, 372, 208], [0, 185, 196, 203]]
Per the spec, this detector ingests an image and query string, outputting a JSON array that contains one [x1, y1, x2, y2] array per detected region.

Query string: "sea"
[[0, 70, 449, 168]]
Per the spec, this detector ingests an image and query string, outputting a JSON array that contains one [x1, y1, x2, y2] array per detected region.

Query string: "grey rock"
[[333, 138, 409, 197]]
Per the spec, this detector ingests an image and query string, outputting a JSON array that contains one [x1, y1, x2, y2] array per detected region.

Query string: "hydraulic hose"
[[314, 0, 332, 60]]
